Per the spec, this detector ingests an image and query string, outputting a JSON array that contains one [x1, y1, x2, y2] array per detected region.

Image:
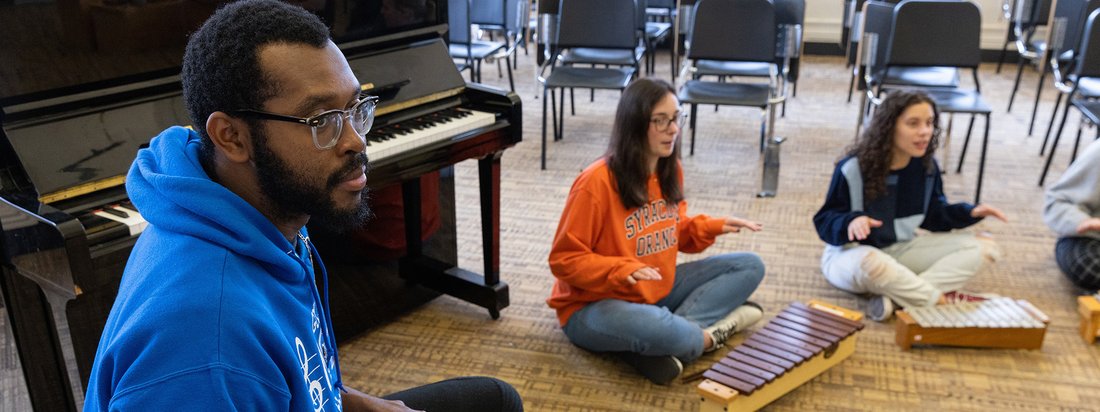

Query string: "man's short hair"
[[181, 0, 331, 167]]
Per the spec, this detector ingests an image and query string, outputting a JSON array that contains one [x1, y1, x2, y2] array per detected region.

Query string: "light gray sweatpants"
[[820, 232, 1002, 308]]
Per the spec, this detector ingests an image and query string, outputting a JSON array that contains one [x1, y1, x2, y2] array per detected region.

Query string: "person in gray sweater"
[[1043, 140, 1100, 292]]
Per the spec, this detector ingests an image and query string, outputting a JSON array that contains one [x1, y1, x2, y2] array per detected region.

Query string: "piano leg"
[[398, 163, 510, 319], [479, 154, 503, 319], [0, 269, 81, 411]]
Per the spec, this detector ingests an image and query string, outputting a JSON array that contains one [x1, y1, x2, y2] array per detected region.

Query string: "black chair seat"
[[695, 60, 771, 77], [449, 41, 506, 60], [646, 21, 671, 39], [560, 47, 645, 66], [915, 88, 991, 114], [678, 80, 770, 107], [544, 66, 635, 89], [880, 66, 959, 88]]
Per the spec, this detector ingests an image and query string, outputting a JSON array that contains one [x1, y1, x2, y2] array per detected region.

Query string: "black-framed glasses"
[[651, 111, 688, 133], [231, 95, 379, 150]]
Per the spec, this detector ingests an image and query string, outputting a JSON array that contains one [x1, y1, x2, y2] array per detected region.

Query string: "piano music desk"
[[1078, 295, 1100, 344]]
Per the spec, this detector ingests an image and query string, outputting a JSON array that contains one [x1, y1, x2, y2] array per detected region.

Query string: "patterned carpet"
[[335, 50, 1100, 411]]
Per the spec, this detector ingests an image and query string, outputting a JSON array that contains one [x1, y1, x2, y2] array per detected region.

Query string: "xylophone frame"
[[1078, 295, 1100, 344], [895, 308, 1048, 351], [697, 300, 863, 412]]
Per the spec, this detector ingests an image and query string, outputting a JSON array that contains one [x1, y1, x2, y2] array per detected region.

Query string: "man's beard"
[[252, 129, 372, 234]]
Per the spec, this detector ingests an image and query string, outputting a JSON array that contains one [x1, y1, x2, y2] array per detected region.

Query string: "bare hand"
[[721, 216, 763, 233], [342, 388, 423, 412], [1077, 217, 1100, 234], [970, 204, 1008, 222], [847, 216, 883, 241], [626, 267, 662, 285]]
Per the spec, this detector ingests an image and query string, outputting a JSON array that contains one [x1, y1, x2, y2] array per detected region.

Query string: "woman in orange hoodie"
[[547, 78, 766, 385]]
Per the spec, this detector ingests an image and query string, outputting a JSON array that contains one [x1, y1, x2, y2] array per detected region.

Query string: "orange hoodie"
[[547, 159, 726, 326]]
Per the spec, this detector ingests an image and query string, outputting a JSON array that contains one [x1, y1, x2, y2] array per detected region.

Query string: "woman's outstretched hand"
[[722, 216, 763, 234]]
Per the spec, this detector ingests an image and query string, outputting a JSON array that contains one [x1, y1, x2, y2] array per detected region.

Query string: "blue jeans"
[[561, 253, 765, 363]]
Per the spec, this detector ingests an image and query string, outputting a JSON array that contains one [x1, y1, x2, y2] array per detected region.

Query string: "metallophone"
[[696, 300, 864, 412], [895, 297, 1050, 350], [1078, 293, 1100, 344]]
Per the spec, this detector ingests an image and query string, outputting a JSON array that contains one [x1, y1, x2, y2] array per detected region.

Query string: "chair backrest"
[[448, 0, 473, 45], [860, 1, 896, 71], [886, 0, 981, 68], [649, 0, 675, 8], [775, 0, 805, 26], [1076, 8, 1100, 78], [1013, 0, 1052, 28], [471, 0, 523, 32], [556, 0, 637, 50], [687, 0, 775, 62], [1049, 0, 1100, 56]]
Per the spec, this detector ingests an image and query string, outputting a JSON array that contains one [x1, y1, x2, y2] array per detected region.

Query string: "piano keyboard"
[[81, 201, 147, 244], [365, 107, 496, 163]]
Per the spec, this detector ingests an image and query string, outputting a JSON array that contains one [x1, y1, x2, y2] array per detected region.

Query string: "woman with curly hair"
[[813, 90, 1007, 321]]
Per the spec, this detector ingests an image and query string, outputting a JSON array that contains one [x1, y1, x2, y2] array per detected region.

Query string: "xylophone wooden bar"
[[1078, 294, 1100, 344], [697, 300, 864, 412], [895, 298, 1049, 351]]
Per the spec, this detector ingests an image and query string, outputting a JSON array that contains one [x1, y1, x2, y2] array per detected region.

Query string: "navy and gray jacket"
[[813, 156, 982, 248]]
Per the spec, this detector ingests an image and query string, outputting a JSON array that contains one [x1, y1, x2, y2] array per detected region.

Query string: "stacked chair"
[[537, 0, 638, 169], [448, 0, 511, 88], [677, 0, 793, 156], [470, 0, 530, 90], [857, 0, 991, 203], [1040, 8, 1100, 185]]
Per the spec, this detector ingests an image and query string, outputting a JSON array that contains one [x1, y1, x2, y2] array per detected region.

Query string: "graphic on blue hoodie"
[[83, 126, 345, 411]]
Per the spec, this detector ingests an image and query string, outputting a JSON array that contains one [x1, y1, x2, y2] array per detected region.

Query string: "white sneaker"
[[704, 301, 764, 350]]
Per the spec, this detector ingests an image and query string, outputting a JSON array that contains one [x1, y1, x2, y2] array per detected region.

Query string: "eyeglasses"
[[231, 95, 380, 150], [651, 112, 688, 132]]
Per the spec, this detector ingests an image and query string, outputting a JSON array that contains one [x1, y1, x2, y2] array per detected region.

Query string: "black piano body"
[[0, 4, 520, 411]]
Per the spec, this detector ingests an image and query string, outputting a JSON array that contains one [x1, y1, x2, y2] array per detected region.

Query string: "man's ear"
[[206, 112, 253, 164]]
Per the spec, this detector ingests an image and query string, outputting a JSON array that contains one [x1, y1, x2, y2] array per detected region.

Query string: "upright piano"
[[0, 1, 519, 410]]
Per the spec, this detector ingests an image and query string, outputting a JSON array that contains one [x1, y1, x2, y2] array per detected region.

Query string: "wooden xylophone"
[[1078, 293, 1100, 344], [895, 297, 1049, 350], [696, 300, 864, 412]]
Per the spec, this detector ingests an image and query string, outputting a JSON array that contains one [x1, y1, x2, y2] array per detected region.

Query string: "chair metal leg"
[[572, 88, 578, 115], [1040, 100, 1074, 186], [550, 87, 559, 141], [559, 88, 566, 141], [541, 87, 549, 170], [792, 80, 798, 98], [956, 114, 976, 174], [506, 59, 515, 92], [1072, 119, 1085, 162], [855, 90, 869, 140], [1040, 93, 1064, 156], [975, 113, 990, 204], [1007, 59, 1026, 112], [690, 104, 698, 155], [996, 39, 1009, 74], [1028, 69, 1048, 136]]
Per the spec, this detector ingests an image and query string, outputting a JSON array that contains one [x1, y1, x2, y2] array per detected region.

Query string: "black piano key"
[[99, 208, 129, 218]]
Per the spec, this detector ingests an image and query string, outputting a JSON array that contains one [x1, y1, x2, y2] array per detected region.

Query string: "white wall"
[[804, 0, 1013, 50]]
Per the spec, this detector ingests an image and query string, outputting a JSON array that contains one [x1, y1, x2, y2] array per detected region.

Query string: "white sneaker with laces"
[[704, 301, 764, 351]]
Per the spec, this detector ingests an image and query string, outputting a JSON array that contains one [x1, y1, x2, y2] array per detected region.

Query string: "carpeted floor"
[[335, 50, 1100, 411]]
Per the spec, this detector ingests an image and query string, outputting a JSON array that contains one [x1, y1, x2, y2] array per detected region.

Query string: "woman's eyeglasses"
[[650, 112, 688, 132]]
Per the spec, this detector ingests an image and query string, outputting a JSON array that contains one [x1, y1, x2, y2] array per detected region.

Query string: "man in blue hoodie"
[[82, 1, 523, 411]]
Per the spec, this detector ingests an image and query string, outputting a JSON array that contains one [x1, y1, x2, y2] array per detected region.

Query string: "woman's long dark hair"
[[846, 90, 941, 201], [606, 78, 683, 209]]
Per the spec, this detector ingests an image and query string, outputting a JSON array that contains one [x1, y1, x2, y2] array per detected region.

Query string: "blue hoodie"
[[84, 126, 345, 411]]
